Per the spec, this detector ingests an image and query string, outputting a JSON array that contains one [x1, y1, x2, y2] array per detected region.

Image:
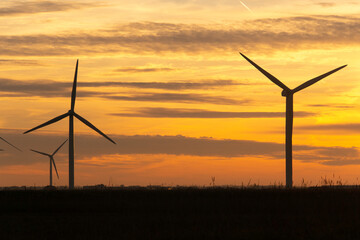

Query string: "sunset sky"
[[0, 0, 359, 187]]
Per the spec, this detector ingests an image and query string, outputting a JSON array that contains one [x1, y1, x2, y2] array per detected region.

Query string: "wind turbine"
[[0, 137, 22, 152], [30, 139, 67, 187], [24, 60, 116, 189], [239, 52, 347, 188]]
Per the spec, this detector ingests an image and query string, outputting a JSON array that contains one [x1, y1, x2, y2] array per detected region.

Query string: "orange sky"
[[0, 0, 359, 187]]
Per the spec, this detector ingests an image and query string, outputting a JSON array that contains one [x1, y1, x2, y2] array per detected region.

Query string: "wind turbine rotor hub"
[[281, 90, 293, 97]]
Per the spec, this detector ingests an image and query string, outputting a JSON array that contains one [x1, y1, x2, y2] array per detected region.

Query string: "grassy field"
[[1, 186, 360, 239]]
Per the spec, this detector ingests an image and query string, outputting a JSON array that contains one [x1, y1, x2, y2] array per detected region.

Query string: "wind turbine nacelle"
[[281, 90, 290, 97]]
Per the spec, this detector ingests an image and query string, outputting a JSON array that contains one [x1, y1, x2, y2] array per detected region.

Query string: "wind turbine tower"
[[31, 139, 67, 186], [240, 53, 346, 188], [24, 60, 116, 189]]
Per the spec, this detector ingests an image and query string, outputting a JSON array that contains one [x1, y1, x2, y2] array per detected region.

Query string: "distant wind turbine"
[[31, 139, 67, 187], [0, 137, 21, 152], [240, 52, 347, 188], [24, 60, 116, 189]]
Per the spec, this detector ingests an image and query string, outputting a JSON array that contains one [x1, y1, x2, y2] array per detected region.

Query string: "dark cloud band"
[[298, 123, 360, 133], [1, 131, 359, 166], [0, 15, 358, 56], [0, 78, 245, 104], [115, 67, 175, 73], [0, 1, 102, 16], [110, 107, 315, 118]]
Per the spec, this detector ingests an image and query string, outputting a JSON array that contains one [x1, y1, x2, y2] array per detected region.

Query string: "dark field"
[[1, 187, 360, 240]]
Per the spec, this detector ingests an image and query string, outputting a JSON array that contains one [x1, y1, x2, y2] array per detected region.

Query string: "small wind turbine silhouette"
[[239, 52, 347, 188], [24, 60, 116, 189], [0, 137, 21, 152], [31, 139, 67, 187]]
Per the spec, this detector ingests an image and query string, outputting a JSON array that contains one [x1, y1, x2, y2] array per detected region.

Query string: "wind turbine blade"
[[23, 112, 69, 134], [52, 139, 68, 156], [239, 52, 290, 91], [293, 65, 347, 93], [30, 149, 51, 157], [0, 137, 22, 152], [71, 59, 79, 111], [51, 157, 59, 179], [73, 113, 116, 144]]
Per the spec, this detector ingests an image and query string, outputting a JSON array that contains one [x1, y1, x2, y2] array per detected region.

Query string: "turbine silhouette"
[[0, 137, 21, 152], [24, 60, 116, 189], [240, 52, 347, 188], [31, 139, 67, 187]]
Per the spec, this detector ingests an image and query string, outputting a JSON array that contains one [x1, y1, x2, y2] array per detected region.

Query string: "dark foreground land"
[[1, 187, 360, 240]]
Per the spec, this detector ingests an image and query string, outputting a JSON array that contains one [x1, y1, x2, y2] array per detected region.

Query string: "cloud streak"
[[0, 78, 244, 104], [316, 2, 336, 7], [82, 79, 246, 90], [0, 78, 245, 104], [297, 123, 360, 133], [0, 15, 358, 56], [307, 104, 354, 109], [0, 59, 40, 66], [102, 93, 246, 105], [115, 67, 175, 73], [0, 1, 102, 16], [110, 107, 315, 118], [1, 131, 359, 167], [0, 78, 243, 93]]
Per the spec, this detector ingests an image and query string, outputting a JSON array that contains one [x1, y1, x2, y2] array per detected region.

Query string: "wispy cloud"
[[316, 2, 336, 7], [115, 67, 175, 73], [102, 93, 246, 105], [83, 80, 246, 90], [297, 123, 360, 133], [0, 59, 40, 66], [0, 15, 358, 56], [110, 107, 315, 118], [0, 78, 244, 93], [0, 1, 103, 16], [0, 78, 245, 105], [307, 104, 354, 109], [0, 78, 69, 97]]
